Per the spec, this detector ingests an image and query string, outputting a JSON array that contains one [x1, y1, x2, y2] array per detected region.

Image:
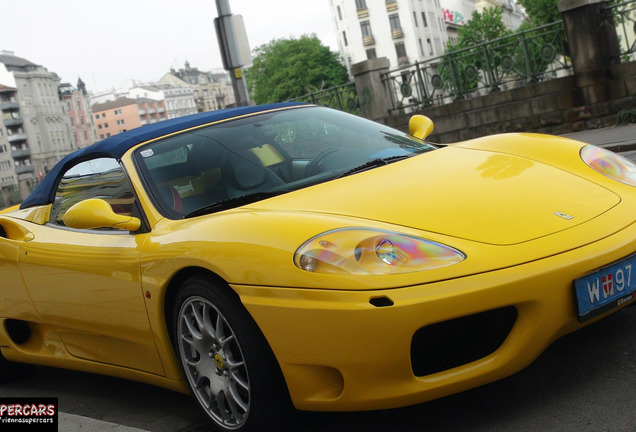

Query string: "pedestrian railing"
[[382, 21, 571, 113], [291, 82, 360, 114], [605, 0, 636, 61]]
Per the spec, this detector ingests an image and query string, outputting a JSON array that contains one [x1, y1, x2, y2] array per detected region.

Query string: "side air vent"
[[5, 319, 31, 344]]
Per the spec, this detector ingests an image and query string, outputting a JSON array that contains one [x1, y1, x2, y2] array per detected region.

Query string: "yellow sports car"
[[1, 102, 635, 431]]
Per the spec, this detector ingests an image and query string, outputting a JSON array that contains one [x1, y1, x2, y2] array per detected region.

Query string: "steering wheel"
[[305, 148, 342, 177]]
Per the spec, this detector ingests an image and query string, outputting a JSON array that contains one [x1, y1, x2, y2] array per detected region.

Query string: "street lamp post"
[[214, 0, 251, 106]]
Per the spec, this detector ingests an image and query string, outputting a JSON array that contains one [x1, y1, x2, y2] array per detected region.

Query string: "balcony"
[[392, 29, 404, 39], [397, 56, 409, 66], [3, 117, 23, 127], [7, 133, 27, 143], [0, 101, 19, 111], [363, 35, 375, 46], [15, 165, 34, 175], [11, 149, 31, 159], [138, 109, 147, 115], [357, 8, 369, 18], [386, 1, 398, 11]]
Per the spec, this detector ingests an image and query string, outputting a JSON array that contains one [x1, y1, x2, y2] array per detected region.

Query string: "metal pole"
[[215, 0, 250, 106]]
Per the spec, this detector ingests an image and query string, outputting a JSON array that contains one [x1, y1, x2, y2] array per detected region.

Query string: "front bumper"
[[233, 221, 636, 412]]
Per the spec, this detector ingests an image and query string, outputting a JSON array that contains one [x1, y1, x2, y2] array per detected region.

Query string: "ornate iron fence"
[[606, 0, 636, 60], [291, 82, 360, 114], [382, 21, 572, 113]]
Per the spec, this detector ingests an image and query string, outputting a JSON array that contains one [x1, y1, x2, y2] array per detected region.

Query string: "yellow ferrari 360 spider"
[[1, 102, 635, 431]]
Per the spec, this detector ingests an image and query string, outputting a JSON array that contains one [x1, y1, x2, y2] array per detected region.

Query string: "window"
[[117, 119, 125, 126], [419, 39, 424, 55], [395, 42, 407, 58], [360, 21, 372, 38], [413, 11, 418, 26], [0, 145, 6, 153], [355, 0, 367, 10], [337, 5, 342, 20], [49, 157, 137, 229], [95, 114, 100, 120], [102, 113, 106, 118], [389, 14, 402, 31], [422, 12, 428, 27], [104, 123, 109, 128], [366, 48, 377, 59], [343, 31, 348, 46], [98, 124, 102, 129], [114, 109, 122, 115], [427, 38, 434, 55], [76, 101, 81, 110]]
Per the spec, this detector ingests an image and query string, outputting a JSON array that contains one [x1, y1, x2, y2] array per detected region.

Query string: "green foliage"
[[245, 35, 349, 105], [440, 8, 511, 97], [517, 0, 561, 26], [618, 108, 636, 124], [453, 7, 510, 49]]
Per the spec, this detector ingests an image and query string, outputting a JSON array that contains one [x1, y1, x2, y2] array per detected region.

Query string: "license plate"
[[574, 253, 636, 322]]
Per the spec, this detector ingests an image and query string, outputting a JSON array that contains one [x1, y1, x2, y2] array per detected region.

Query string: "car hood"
[[247, 144, 620, 246]]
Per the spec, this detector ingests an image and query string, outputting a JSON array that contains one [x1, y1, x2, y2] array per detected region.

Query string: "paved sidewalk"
[[561, 124, 636, 153], [59, 412, 152, 432]]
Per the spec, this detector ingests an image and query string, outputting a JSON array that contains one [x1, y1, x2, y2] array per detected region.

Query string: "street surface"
[[1, 125, 636, 431]]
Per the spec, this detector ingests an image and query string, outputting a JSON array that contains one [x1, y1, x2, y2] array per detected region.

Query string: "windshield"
[[133, 106, 436, 218]]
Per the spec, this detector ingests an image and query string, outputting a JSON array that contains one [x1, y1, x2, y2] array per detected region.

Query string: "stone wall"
[[383, 62, 636, 143]]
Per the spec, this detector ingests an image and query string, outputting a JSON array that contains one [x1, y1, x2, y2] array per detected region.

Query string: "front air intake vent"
[[410, 306, 517, 376]]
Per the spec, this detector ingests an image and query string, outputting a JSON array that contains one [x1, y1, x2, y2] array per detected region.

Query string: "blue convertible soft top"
[[20, 102, 305, 209]]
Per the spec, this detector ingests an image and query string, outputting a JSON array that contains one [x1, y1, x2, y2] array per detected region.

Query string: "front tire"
[[173, 276, 292, 432]]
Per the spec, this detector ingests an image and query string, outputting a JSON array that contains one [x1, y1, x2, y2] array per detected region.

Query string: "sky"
[[2, 0, 338, 93]]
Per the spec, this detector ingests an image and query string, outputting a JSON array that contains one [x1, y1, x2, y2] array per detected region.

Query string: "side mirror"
[[63, 199, 141, 232], [409, 115, 435, 140]]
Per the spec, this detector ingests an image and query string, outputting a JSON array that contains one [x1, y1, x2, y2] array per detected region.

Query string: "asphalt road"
[[2, 306, 634, 432], [1, 126, 636, 432]]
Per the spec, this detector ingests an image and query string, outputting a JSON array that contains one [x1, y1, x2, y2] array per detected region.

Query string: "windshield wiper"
[[336, 155, 413, 178], [184, 191, 284, 218]]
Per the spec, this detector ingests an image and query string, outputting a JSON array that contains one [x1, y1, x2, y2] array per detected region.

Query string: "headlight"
[[581, 145, 636, 187], [294, 228, 465, 275]]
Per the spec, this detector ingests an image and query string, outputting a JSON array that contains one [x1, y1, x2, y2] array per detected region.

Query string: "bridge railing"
[[291, 82, 360, 114], [605, 0, 636, 61], [381, 21, 571, 113]]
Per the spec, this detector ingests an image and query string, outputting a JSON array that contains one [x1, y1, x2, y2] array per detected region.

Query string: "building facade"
[[59, 78, 98, 149], [0, 84, 29, 204], [91, 81, 198, 120], [330, 0, 449, 71], [160, 63, 235, 112], [91, 97, 167, 140], [0, 51, 74, 184]]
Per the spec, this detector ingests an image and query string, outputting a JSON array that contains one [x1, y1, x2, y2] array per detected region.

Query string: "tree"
[[439, 7, 511, 96], [453, 7, 510, 49], [517, 0, 561, 26], [245, 35, 349, 105]]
